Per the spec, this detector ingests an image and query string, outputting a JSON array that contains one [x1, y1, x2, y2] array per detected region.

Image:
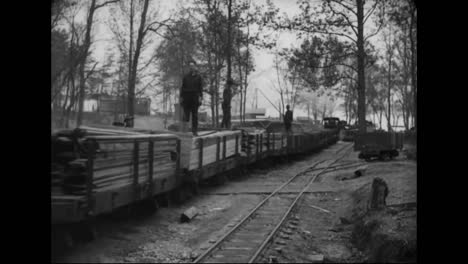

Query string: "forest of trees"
[[51, 0, 416, 131]]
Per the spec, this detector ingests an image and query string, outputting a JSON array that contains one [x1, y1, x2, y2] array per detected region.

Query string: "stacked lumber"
[[88, 138, 177, 192], [236, 127, 288, 156], [78, 125, 142, 135], [239, 128, 266, 156], [52, 127, 180, 195], [187, 130, 242, 170], [270, 132, 287, 151]]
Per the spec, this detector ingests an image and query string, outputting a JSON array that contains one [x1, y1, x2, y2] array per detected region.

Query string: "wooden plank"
[[93, 166, 176, 186]]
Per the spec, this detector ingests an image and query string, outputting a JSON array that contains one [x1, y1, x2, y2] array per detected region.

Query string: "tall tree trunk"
[[379, 108, 383, 130], [410, 2, 416, 130], [65, 73, 77, 128], [236, 22, 244, 124], [60, 74, 72, 127], [387, 45, 392, 132], [278, 101, 282, 118], [211, 84, 215, 127], [356, 0, 366, 134], [127, 0, 150, 127], [243, 37, 249, 122], [127, 0, 134, 117], [215, 69, 219, 127], [401, 100, 407, 130], [76, 0, 98, 127], [222, 0, 233, 128]]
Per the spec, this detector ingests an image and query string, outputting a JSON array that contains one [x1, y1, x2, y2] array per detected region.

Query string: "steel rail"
[[193, 142, 353, 263], [248, 144, 354, 263], [192, 159, 326, 263]]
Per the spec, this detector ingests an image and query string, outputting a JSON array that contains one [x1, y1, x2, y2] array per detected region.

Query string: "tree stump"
[[369, 177, 389, 210]]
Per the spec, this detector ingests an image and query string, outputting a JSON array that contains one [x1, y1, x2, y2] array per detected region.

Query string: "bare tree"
[[382, 24, 396, 131], [221, 0, 233, 128], [76, 0, 120, 127], [387, 0, 416, 130], [271, 50, 301, 117], [266, 0, 385, 133], [108, 0, 173, 125]]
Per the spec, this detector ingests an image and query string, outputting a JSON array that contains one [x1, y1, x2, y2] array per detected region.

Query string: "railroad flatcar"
[[51, 120, 340, 247]]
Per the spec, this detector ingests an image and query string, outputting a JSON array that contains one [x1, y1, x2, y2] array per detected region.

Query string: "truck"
[[354, 131, 404, 161]]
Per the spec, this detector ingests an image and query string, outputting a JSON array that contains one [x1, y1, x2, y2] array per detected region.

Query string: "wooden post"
[[272, 133, 275, 152], [216, 137, 220, 162], [281, 134, 284, 152], [267, 133, 270, 152], [256, 134, 259, 158], [198, 138, 204, 170], [223, 136, 227, 160], [133, 140, 139, 202], [86, 140, 95, 216], [235, 134, 239, 155], [260, 133, 263, 154], [148, 140, 154, 196]]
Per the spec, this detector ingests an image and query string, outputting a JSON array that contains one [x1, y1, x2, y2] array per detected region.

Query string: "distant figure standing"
[[180, 60, 203, 136], [284, 105, 293, 133]]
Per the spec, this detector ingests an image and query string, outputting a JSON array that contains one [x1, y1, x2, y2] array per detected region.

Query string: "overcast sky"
[[83, 0, 399, 127]]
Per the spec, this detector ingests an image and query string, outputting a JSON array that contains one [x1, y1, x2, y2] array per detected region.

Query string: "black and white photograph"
[[51, 0, 417, 262]]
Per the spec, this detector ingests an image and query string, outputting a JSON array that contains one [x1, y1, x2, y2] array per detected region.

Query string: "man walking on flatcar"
[[284, 105, 293, 133], [180, 59, 203, 136]]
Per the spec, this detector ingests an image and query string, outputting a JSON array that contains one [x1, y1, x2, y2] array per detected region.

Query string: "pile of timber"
[[176, 130, 242, 170], [51, 126, 179, 195], [238, 127, 287, 156], [239, 128, 266, 156], [270, 132, 287, 151]]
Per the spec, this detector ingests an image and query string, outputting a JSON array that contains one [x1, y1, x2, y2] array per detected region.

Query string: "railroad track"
[[193, 143, 354, 263]]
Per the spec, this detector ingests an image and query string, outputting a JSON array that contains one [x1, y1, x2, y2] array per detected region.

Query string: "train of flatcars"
[[51, 119, 340, 246]]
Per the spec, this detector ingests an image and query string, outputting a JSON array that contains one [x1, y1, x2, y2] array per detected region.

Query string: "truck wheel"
[[379, 152, 390, 161]]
